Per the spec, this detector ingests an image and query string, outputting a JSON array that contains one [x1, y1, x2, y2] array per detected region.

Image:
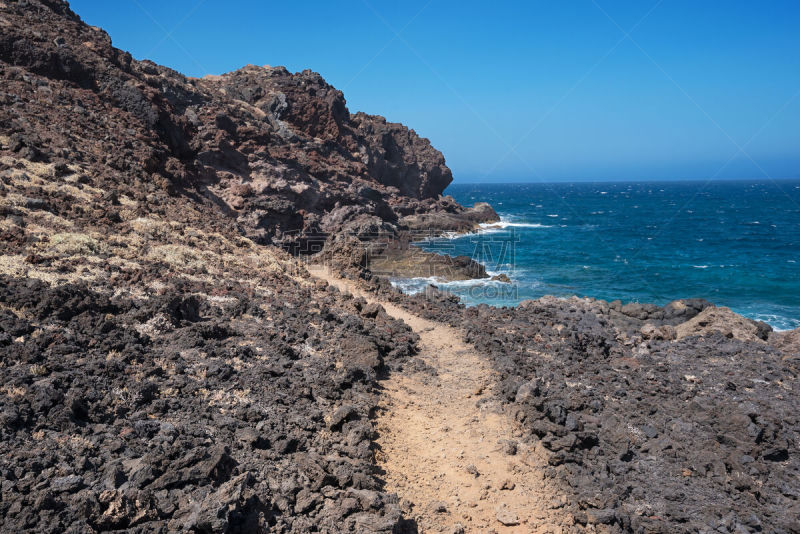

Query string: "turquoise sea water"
[[395, 181, 800, 331]]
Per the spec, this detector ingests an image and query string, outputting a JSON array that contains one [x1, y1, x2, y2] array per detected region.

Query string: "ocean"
[[393, 180, 800, 331]]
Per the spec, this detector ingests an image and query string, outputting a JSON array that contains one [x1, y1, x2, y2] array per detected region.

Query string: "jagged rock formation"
[[0, 0, 494, 254]]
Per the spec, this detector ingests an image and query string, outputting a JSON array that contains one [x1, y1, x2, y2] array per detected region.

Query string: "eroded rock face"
[[401, 201, 499, 234], [0, 0, 489, 254]]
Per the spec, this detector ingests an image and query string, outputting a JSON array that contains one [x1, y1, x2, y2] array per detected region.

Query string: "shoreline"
[[389, 271, 797, 332], [386, 213, 799, 331]]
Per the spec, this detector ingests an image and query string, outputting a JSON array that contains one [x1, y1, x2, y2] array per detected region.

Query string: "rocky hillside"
[[0, 0, 493, 531], [0, 199, 418, 532], [0, 0, 494, 255]]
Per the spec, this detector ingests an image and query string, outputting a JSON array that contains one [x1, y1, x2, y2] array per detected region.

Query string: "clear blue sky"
[[71, 0, 800, 183]]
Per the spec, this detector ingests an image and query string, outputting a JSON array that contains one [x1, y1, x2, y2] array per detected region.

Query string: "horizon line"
[[450, 176, 800, 186]]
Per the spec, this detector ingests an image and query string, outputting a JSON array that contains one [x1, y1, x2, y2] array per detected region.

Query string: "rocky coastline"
[[373, 282, 799, 532], [0, 1, 797, 533]]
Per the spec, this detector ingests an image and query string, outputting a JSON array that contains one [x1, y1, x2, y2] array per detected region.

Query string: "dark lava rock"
[[379, 290, 800, 534], [0, 270, 417, 532], [328, 405, 358, 431]]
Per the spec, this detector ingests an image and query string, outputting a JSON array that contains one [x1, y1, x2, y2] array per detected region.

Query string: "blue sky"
[[71, 0, 800, 183]]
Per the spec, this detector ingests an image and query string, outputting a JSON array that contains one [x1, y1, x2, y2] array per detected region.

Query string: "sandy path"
[[312, 267, 564, 533]]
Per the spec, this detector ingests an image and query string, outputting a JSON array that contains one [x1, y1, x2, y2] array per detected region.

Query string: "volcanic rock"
[[675, 306, 772, 341]]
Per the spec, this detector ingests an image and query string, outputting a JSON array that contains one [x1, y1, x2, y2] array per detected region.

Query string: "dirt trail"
[[313, 267, 563, 533]]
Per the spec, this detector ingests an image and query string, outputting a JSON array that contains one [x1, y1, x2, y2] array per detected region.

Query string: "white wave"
[[478, 219, 553, 232], [417, 217, 555, 241], [388, 276, 440, 295], [439, 231, 463, 239], [746, 313, 800, 332], [438, 277, 511, 289], [389, 274, 515, 295], [692, 265, 710, 269]]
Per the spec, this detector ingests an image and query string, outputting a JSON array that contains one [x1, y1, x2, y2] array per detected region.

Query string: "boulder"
[[675, 307, 771, 342]]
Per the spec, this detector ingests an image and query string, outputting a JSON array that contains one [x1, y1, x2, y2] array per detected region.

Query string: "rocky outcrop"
[[317, 231, 489, 282], [401, 200, 499, 234], [368, 243, 488, 281], [674, 306, 773, 342], [771, 327, 800, 357], [0, 0, 489, 254]]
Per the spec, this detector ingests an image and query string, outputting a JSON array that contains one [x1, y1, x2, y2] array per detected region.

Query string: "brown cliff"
[[0, 0, 494, 256]]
